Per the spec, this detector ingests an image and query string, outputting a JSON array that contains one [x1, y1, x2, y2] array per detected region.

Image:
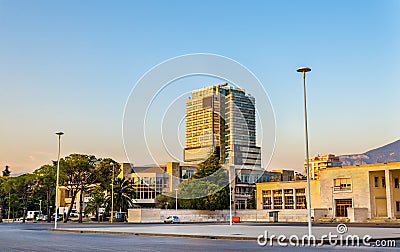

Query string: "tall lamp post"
[[175, 189, 178, 212], [110, 162, 115, 223], [254, 189, 257, 222], [228, 165, 232, 226], [54, 131, 64, 229], [297, 66, 313, 237], [7, 193, 10, 223]]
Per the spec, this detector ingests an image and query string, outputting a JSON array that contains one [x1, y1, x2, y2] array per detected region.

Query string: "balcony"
[[333, 186, 352, 192]]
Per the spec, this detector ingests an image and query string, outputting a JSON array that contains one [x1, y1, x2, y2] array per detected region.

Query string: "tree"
[[192, 154, 221, 179], [0, 177, 6, 222], [59, 154, 119, 223], [106, 177, 134, 215], [11, 174, 36, 223], [247, 188, 256, 209], [34, 164, 56, 222], [59, 154, 98, 223], [94, 159, 121, 190], [176, 154, 230, 210], [2, 165, 10, 177], [0, 166, 11, 222], [155, 194, 175, 209], [84, 186, 106, 222]]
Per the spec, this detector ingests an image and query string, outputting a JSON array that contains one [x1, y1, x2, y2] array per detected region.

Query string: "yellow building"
[[256, 162, 400, 222]]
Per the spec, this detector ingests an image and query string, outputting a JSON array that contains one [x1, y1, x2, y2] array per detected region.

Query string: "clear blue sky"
[[1, 0, 399, 173]]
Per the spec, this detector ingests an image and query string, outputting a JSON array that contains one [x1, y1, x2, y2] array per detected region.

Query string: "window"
[[273, 196, 283, 209], [296, 188, 305, 195], [285, 195, 294, 209], [374, 177, 379, 187], [397, 201, 400, 212], [273, 190, 283, 209], [262, 190, 272, 210], [395, 178, 400, 189], [382, 177, 386, 188], [334, 178, 352, 191], [296, 195, 307, 209]]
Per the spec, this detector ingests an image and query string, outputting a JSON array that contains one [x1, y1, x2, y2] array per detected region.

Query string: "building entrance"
[[335, 199, 352, 217], [375, 198, 387, 217]]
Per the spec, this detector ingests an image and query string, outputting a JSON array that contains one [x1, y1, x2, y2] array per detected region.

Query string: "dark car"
[[164, 216, 179, 224], [51, 214, 63, 221], [113, 212, 127, 222]]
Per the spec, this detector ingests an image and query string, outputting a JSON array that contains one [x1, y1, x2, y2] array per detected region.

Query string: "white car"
[[164, 216, 180, 224]]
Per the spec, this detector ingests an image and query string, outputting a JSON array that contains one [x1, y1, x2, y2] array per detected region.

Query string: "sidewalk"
[[51, 223, 400, 241]]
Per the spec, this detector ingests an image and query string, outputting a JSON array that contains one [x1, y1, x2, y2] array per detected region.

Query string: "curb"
[[49, 228, 256, 241]]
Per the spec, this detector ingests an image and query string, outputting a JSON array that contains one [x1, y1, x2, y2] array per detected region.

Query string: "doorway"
[[375, 198, 387, 217], [335, 199, 352, 217]]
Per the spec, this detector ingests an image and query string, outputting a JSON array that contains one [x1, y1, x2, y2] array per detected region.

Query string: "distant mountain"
[[339, 139, 400, 166]]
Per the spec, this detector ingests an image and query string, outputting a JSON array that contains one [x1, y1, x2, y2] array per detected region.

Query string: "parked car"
[[164, 216, 179, 224], [51, 214, 63, 221], [113, 212, 127, 222], [26, 211, 41, 221]]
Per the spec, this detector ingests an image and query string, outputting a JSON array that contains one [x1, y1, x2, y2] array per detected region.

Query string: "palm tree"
[[106, 178, 134, 216]]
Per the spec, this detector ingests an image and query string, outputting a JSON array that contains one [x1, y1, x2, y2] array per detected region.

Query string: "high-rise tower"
[[184, 84, 261, 167]]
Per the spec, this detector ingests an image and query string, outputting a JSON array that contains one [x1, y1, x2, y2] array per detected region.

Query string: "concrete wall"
[[127, 208, 312, 223], [347, 208, 369, 222], [128, 208, 161, 223], [161, 210, 228, 223], [312, 208, 329, 221]]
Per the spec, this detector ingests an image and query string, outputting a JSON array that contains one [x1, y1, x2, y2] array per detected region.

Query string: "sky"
[[0, 0, 399, 174]]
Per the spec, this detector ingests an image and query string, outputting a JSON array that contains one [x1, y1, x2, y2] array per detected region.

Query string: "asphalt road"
[[0, 222, 399, 251]]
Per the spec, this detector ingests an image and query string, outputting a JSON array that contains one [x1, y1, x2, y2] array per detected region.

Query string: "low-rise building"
[[233, 168, 294, 209], [122, 162, 198, 207], [256, 162, 400, 222]]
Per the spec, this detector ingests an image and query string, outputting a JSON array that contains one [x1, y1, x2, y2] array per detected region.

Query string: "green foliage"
[[0, 154, 121, 222], [59, 154, 119, 222], [95, 158, 121, 190], [155, 194, 175, 209], [247, 189, 256, 209], [192, 154, 221, 179], [177, 154, 230, 210], [85, 186, 106, 222], [9, 173, 36, 222], [105, 177, 134, 213]]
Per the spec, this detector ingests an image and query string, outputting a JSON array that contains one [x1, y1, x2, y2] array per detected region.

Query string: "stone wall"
[[128, 208, 161, 223], [127, 208, 313, 223], [347, 207, 368, 222]]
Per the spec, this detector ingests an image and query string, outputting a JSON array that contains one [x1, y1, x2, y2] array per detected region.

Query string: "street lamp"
[[297, 66, 312, 237], [8, 192, 11, 223], [110, 162, 115, 223], [175, 189, 178, 212], [54, 131, 64, 229], [254, 189, 257, 222], [228, 165, 233, 226]]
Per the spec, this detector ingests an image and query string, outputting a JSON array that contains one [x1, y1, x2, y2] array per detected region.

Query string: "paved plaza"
[[1, 222, 399, 251], [53, 223, 400, 241]]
